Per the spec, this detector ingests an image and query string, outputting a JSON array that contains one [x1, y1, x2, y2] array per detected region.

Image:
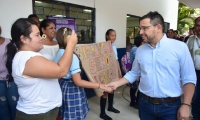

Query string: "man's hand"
[[99, 83, 114, 93], [106, 81, 119, 90], [177, 105, 190, 120]]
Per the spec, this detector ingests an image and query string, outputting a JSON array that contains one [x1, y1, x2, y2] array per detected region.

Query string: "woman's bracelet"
[[181, 103, 191, 107]]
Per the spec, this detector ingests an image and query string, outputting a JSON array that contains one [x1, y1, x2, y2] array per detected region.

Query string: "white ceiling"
[[178, 0, 200, 9]]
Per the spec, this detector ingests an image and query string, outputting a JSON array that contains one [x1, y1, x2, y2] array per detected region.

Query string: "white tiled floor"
[[85, 85, 140, 120]]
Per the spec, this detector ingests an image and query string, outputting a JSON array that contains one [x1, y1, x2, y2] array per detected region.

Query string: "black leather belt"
[[141, 92, 180, 104]]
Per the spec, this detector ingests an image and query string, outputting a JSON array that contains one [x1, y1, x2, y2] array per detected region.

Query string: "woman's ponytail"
[[5, 41, 17, 82]]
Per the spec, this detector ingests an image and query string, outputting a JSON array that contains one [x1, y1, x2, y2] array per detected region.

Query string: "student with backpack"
[[121, 36, 144, 108], [129, 36, 144, 108]]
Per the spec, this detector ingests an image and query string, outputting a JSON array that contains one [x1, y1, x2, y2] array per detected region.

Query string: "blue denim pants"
[[192, 70, 200, 120], [138, 94, 181, 120], [0, 81, 19, 120]]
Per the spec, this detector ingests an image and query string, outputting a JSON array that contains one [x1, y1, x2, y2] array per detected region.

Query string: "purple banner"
[[47, 16, 76, 31]]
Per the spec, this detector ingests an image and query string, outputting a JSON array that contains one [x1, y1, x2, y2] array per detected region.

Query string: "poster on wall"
[[74, 41, 120, 97], [47, 16, 76, 31]]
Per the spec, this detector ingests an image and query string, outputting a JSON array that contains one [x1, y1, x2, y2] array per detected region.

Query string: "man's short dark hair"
[[28, 14, 38, 19], [140, 11, 165, 33]]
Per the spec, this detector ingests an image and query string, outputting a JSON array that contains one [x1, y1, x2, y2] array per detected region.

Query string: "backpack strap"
[[187, 35, 196, 61]]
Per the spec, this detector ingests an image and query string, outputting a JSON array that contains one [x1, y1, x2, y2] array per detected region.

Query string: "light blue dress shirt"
[[124, 34, 196, 98], [54, 49, 81, 79]]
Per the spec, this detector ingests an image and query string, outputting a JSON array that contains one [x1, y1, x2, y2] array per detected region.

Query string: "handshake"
[[98, 81, 119, 93]]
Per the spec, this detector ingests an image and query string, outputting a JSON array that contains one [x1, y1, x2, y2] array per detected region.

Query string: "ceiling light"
[[55, 15, 66, 17], [35, 1, 42, 3], [127, 16, 130, 17], [83, 9, 92, 13]]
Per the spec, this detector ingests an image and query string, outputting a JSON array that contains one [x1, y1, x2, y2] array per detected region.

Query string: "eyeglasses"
[[139, 25, 157, 31], [138, 26, 152, 31]]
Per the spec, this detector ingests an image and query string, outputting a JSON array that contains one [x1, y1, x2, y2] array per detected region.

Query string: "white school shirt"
[[53, 49, 81, 79], [112, 44, 118, 60]]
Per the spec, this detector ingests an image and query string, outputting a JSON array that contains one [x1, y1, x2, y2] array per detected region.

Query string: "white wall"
[[0, 0, 179, 48], [95, 0, 179, 48], [0, 0, 32, 39]]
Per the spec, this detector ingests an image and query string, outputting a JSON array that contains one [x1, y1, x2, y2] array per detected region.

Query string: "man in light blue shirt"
[[107, 11, 196, 120]]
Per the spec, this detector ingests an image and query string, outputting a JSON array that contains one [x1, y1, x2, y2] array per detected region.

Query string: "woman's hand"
[[65, 30, 78, 48], [106, 81, 119, 91], [99, 83, 113, 93]]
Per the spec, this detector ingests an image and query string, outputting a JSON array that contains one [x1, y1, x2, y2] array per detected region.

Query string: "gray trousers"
[[16, 107, 59, 120]]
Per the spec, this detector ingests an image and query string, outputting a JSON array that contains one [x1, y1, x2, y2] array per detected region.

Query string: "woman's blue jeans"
[[0, 81, 19, 120]]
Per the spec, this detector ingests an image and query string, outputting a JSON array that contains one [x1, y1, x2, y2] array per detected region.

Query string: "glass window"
[[33, 0, 95, 43], [69, 11, 77, 18], [34, 6, 43, 14], [126, 15, 140, 39], [77, 13, 89, 19], [70, 6, 82, 12]]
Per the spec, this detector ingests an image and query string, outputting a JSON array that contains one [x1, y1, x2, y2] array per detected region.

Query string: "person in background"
[[0, 26, 19, 120], [126, 37, 133, 52], [54, 27, 112, 120], [185, 27, 195, 43], [39, 19, 59, 60], [187, 16, 200, 120], [99, 29, 122, 120], [173, 30, 180, 40], [107, 11, 196, 120], [129, 36, 144, 109], [28, 14, 40, 28], [189, 27, 195, 35], [5, 18, 77, 120], [129, 36, 144, 64], [179, 35, 186, 42], [166, 29, 174, 38]]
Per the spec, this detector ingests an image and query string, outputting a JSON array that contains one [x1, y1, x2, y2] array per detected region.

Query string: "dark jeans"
[[130, 88, 140, 105], [192, 70, 200, 120], [16, 107, 59, 120], [0, 81, 19, 120], [138, 94, 181, 120], [129, 80, 140, 105]]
